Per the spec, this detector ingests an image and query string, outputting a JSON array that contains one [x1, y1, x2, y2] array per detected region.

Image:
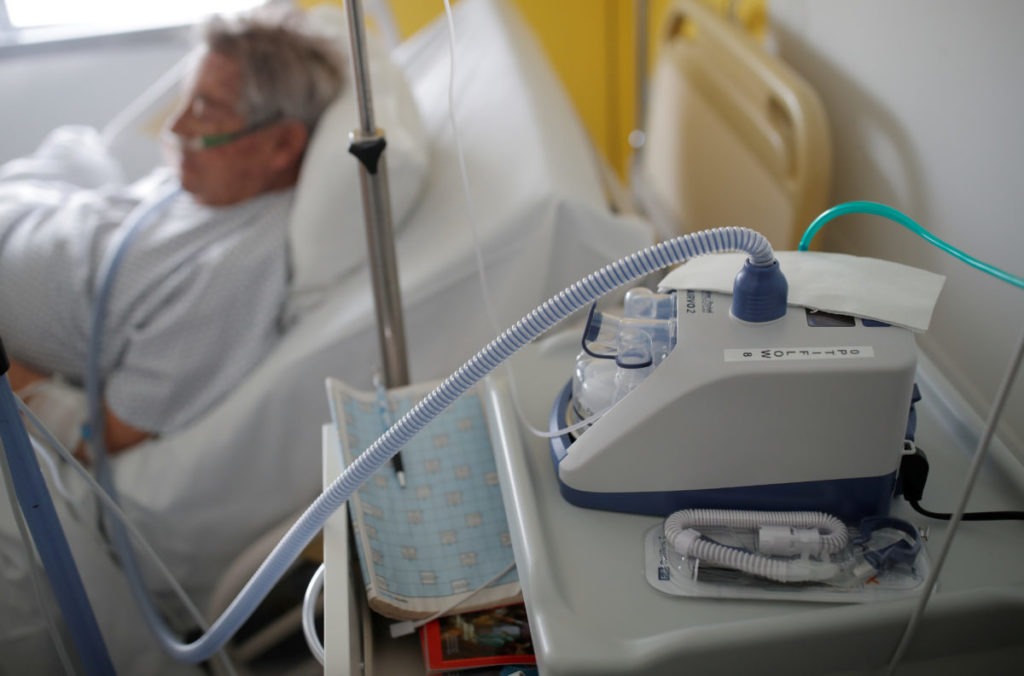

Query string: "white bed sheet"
[[104, 0, 654, 609]]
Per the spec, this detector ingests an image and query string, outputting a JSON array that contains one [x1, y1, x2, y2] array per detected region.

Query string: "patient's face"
[[167, 50, 288, 206]]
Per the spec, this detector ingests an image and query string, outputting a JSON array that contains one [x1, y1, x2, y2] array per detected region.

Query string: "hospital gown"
[[0, 125, 293, 434], [0, 125, 294, 674]]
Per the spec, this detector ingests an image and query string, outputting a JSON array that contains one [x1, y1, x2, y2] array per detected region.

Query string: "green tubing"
[[798, 201, 1023, 290]]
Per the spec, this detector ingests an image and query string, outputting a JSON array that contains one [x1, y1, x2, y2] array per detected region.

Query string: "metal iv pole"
[[343, 0, 410, 483]]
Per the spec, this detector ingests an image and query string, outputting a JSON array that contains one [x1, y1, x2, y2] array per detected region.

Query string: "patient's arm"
[[7, 359, 47, 392], [9, 358, 151, 457], [78, 406, 153, 459], [102, 409, 153, 455]]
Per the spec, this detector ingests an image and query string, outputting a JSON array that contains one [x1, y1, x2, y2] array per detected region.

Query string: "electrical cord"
[[899, 448, 1024, 521], [885, 324, 1024, 675], [908, 499, 1024, 522]]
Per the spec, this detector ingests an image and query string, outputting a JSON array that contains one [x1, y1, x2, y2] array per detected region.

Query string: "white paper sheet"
[[659, 251, 945, 332]]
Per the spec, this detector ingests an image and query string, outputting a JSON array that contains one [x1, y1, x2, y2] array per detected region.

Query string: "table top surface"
[[483, 327, 1024, 676]]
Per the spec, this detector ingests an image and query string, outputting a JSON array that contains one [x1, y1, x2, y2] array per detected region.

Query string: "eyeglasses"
[[171, 114, 283, 152]]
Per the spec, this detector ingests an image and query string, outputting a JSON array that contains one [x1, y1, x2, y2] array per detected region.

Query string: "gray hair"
[[201, 4, 346, 131]]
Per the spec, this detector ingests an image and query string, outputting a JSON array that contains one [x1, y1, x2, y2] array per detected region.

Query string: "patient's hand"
[[7, 359, 48, 392], [103, 409, 153, 455], [72, 409, 153, 465], [9, 358, 152, 460]]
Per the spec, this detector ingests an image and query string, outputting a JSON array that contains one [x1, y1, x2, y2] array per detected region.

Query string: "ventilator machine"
[[549, 275, 917, 523]]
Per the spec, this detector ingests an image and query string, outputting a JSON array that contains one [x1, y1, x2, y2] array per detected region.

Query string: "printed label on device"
[[724, 346, 876, 362]]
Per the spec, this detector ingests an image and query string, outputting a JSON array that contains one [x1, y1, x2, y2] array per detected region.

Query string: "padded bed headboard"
[[633, 0, 830, 249], [110, 0, 654, 603]]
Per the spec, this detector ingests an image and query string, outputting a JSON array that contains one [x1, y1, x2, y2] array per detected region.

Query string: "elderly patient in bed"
[[0, 5, 345, 458]]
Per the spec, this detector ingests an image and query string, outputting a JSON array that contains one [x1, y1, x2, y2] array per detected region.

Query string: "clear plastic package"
[[644, 511, 931, 604]]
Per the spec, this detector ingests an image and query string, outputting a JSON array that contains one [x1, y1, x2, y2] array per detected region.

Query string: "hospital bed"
[[98, 0, 653, 632]]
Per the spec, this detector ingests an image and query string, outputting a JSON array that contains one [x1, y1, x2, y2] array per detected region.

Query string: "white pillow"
[[287, 6, 429, 320]]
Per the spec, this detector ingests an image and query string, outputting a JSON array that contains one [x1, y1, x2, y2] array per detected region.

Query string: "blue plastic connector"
[[731, 259, 788, 322]]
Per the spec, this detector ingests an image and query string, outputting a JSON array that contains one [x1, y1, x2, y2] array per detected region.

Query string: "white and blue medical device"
[[550, 266, 918, 522]]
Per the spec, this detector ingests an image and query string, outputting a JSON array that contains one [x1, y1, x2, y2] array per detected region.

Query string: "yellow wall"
[[515, 0, 641, 179], [384, 0, 644, 176], [316, 0, 765, 179]]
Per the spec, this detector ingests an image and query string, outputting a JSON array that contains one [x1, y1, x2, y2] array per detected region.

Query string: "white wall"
[[0, 33, 191, 176], [769, 0, 1024, 457]]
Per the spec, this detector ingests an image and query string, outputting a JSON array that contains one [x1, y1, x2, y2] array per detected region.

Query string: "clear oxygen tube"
[[83, 212, 778, 661], [82, 183, 205, 662], [798, 200, 1023, 289]]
